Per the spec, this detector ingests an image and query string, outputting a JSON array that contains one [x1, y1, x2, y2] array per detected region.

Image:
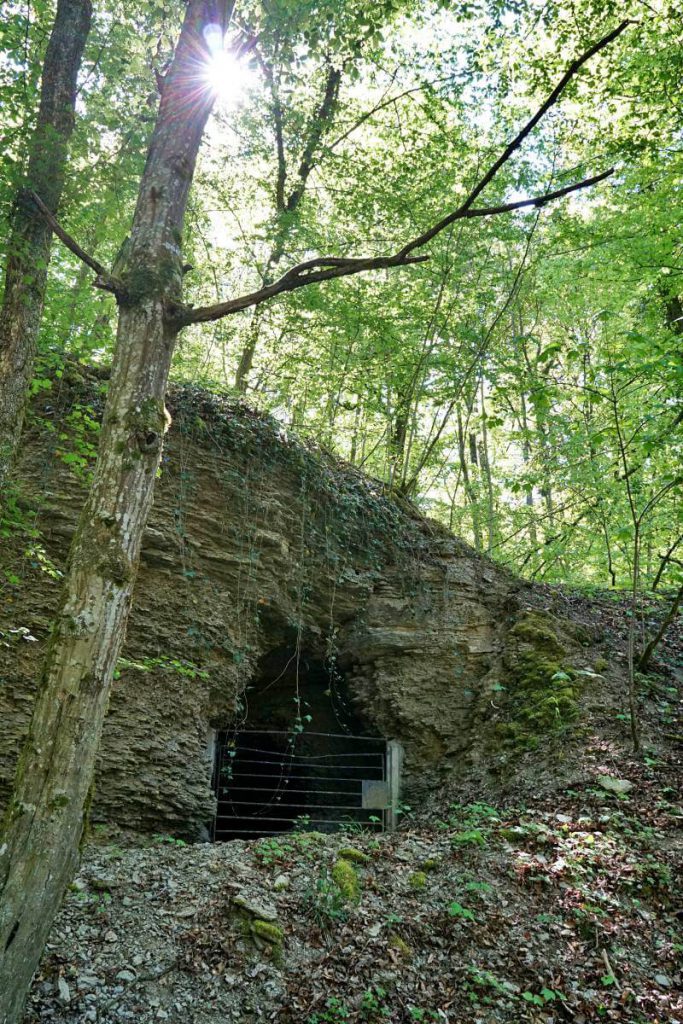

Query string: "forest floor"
[[26, 754, 682, 1024], [24, 579, 683, 1024]]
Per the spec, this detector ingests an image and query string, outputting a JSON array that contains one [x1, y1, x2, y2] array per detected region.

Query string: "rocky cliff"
[[0, 367, 628, 838]]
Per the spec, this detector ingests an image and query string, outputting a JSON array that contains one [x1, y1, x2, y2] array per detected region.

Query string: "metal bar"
[[385, 740, 404, 832], [214, 826, 383, 836], [223, 770, 387, 778], [219, 786, 367, 796], [222, 730, 385, 741], [219, 798, 370, 806], [214, 814, 375, 824], [233, 753, 387, 761], [224, 758, 382, 769]]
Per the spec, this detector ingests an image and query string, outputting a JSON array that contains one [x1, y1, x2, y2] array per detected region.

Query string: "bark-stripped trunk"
[[0, 0, 92, 495], [0, 4, 231, 1019]]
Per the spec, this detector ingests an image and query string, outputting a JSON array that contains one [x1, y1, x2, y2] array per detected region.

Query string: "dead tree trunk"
[[0, 0, 92, 495], [0, 3, 232, 1019]]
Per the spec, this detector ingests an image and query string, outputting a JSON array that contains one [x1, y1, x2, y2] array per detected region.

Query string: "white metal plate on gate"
[[362, 779, 389, 809]]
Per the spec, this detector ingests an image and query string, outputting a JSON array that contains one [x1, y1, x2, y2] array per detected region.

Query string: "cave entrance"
[[211, 647, 401, 841]]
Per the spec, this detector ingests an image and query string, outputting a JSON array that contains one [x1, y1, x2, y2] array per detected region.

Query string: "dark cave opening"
[[212, 647, 388, 841]]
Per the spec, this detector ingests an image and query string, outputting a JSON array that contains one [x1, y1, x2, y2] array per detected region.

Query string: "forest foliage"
[[1, 0, 681, 591]]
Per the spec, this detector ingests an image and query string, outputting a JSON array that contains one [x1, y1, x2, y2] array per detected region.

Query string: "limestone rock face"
[[0, 372, 544, 837]]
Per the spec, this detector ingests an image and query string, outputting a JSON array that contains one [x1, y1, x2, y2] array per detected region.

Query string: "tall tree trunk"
[[457, 407, 482, 551], [478, 376, 495, 554], [0, 0, 92, 496], [234, 62, 342, 393], [0, 4, 231, 1019]]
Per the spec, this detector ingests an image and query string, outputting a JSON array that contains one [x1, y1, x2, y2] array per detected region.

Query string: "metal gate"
[[212, 730, 400, 840]]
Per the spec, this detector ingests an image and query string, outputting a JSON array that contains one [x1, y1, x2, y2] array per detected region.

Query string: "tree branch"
[[397, 18, 632, 258], [175, 251, 428, 325], [462, 169, 614, 217], [177, 169, 612, 326], [286, 62, 342, 212], [24, 189, 123, 297], [178, 20, 631, 328]]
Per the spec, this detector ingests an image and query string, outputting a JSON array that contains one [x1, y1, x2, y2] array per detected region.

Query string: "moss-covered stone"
[[421, 857, 441, 872], [499, 611, 580, 750], [332, 857, 361, 903], [338, 846, 371, 864], [251, 920, 284, 945], [509, 612, 567, 659], [389, 933, 413, 959]]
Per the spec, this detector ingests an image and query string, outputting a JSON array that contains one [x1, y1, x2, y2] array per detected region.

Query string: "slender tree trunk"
[[0, 4, 231, 1019], [457, 407, 482, 551], [234, 62, 342, 393], [637, 581, 683, 673], [0, 0, 92, 496], [628, 527, 642, 752], [478, 377, 495, 554], [389, 387, 411, 489]]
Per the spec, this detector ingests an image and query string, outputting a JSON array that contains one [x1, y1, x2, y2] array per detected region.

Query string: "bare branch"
[[178, 21, 631, 328], [178, 168, 611, 326], [325, 79, 442, 155], [397, 18, 632, 258], [25, 189, 123, 297], [462, 169, 614, 218], [175, 251, 427, 325]]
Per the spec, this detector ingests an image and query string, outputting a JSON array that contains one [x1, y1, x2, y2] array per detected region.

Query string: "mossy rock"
[[409, 871, 427, 890], [509, 612, 567, 659], [251, 919, 284, 946], [499, 609, 582, 748], [421, 857, 441, 872], [389, 933, 413, 959], [338, 846, 371, 864], [332, 857, 361, 903]]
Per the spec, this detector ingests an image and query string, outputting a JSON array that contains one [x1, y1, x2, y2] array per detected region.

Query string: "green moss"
[[389, 933, 413, 959], [120, 253, 182, 305], [332, 857, 361, 903], [509, 612, 566, 658], [421, 858, 441, 872], [251, 920, 284, 946], [499, 612, 581, 750], [409, 871, 427, 890], [338, 846, 370, 863], [594, 657, 609, 673]]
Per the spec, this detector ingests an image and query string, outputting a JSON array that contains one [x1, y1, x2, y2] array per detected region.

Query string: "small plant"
[[360, 985, 391, 1020], [522, 988, 565, 1005], [308, 996, 350, 1023], [152, 834, 187, 847], [447, 901, 476, 922], [451, 829, 486, 848], [255, 836, 293, 867], [464, 880, 492, 894], [408, 1009, 441, 1021], [304, 868, 349, 929]]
